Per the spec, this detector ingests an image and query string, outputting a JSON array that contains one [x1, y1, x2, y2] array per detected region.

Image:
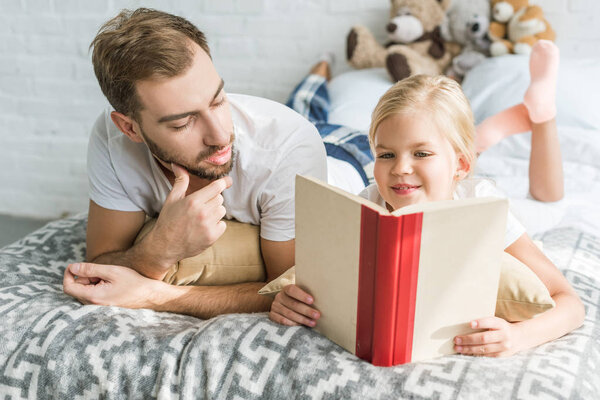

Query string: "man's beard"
[[141, 128, 236, 180]]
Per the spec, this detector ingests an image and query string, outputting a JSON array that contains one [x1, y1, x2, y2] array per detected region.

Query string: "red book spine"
[[393, 212, 423, 365], [371, 214, 403, 367], [355, 206, 379, 361]]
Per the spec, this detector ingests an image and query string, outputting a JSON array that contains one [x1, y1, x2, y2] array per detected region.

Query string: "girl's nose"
[[391, 157, 413, 175]]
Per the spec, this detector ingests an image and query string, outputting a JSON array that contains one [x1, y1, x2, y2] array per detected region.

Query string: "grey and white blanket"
[[0, 215, 598, 399]]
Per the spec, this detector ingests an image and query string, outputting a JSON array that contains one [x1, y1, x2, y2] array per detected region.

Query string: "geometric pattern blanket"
[[0, 214, 598, 399]]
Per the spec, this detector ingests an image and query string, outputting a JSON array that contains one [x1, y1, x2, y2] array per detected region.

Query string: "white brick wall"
[[0, 0, 598, 219]]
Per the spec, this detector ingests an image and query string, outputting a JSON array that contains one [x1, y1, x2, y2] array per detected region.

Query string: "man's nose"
[[202, 113, 230, 147]]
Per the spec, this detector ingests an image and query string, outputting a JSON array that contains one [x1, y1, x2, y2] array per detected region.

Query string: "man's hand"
[[454, 317, 524, 357], [269, 284, 320, 327], [63, 262, 165, 309], [63, 262, 273, 319], [142, 164, 233, 275]]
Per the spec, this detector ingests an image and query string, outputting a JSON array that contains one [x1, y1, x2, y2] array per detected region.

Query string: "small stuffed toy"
[[441, 0, 492, 80], [489, 0, 556, 56], [346, 0, 461, 82]]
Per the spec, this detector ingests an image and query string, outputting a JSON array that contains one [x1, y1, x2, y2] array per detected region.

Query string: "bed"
[[1, 56, 599, 399]]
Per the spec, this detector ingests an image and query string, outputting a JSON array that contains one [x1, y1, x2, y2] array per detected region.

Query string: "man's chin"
[[186, 160, 233, 180]]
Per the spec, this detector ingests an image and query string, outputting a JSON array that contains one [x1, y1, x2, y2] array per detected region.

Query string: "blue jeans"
[[286, 74, 374, 185]]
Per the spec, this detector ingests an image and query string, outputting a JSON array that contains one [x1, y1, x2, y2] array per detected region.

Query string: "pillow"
[[327, 68, 393, 132], [496, 249, 555, 322], [134, 218, 265, 286], [259, 243, 555, 322], [257, 266, 296, 298]]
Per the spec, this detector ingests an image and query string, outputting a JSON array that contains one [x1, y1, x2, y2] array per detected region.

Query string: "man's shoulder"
[[89, 107, 126, 144], [229, 93, 320, 147]]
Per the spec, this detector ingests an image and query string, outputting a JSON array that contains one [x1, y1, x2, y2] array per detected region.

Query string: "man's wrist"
[[136, 228, 179, 272], [147, 280, 181, 312]]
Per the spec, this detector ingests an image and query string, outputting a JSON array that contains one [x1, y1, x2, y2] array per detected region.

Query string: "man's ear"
[[110, 111, 144, 143]]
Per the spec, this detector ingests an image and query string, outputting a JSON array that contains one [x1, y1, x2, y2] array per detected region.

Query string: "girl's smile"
[[373, 111, 469, 211]]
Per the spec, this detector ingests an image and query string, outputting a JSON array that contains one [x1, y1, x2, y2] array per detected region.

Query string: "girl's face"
[[373, 112, 468, 211]]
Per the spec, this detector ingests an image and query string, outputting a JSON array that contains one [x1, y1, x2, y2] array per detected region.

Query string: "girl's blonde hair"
[[369, 74, 476, 170]]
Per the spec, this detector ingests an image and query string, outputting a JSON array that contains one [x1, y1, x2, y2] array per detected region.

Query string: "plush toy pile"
[[346, 0, 460, 82], [345, 0, 556, 82], [489, 0, 556, 56], [441, 0, 492, 80]]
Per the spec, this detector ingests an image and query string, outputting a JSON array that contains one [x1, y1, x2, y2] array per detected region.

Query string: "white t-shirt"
[[359, 178, 526, 248], [87, 94, 328, 241]]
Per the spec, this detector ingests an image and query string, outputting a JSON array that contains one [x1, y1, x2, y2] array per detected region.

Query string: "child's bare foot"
[[523, 40, 559, 124], [310, 61, 331, 80], [309, 52, 335, 81]]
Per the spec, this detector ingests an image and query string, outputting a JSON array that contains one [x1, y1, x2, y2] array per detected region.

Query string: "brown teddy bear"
[[346, 0, 461, 82], [489, 0, 556, 56]]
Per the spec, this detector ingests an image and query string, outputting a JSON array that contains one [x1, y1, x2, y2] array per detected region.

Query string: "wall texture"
[[0, 0, 599, 218]]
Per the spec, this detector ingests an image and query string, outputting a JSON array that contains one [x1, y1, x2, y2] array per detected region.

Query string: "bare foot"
[[310, 61, 331, 81]]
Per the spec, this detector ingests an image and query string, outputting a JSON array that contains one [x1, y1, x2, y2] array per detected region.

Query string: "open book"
[[295, 175, 508, 366]]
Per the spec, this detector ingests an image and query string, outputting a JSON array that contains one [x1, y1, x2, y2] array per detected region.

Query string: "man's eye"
[[212, 97, 226, 108], [377, 153, 394, 159], [173, 121, 190, 131]]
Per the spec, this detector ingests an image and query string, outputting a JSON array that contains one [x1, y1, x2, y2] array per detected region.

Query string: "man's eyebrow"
[[212, 79, 225, 102], [157, 79, 225, 123]]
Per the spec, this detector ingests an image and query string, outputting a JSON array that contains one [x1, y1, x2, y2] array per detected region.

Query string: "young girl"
[[271, 42, 584, 358]]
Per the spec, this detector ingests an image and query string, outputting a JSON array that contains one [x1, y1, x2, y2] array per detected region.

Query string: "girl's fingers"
[[278, 293, 320, 320], [455, 342, 507, 356], [270, 302, 314, 327], [269, 310, 299, 326], [470, 316, 506, 330], [455, 329, 504, 346], [283, 284, 315, 305]]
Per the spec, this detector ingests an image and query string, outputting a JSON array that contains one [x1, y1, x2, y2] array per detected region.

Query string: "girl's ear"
[[454, 154, 471, 180], [110, 111, 144, 144]]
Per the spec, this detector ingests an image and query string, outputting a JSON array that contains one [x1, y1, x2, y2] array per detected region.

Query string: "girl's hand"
[[269, 284, 320, 327], [454, 317, 523, 357]]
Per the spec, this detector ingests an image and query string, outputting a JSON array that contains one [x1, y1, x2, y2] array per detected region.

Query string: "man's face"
[[134, 43, 235, 180]]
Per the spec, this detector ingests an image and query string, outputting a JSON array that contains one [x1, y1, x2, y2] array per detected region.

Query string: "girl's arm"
[[454, 233, 585, 357]]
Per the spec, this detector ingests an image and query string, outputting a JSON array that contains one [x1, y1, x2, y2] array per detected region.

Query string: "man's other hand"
[[63, 262, 164, 309]]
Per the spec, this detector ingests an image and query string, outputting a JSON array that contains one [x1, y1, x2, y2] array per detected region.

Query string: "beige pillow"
[[259, 243, 555, 322], [134, 218, 265, 286], [496, 248, 555, 322]]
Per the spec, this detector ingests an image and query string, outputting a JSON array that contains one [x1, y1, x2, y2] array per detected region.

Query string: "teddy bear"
[[441, 0, 492, 80], [346, 0, 461, 82], [489, 0, 556, 56]]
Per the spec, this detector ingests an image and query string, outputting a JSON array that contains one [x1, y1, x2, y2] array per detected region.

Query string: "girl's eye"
[[414, 151, 431, 158], [377, 153, 394, 159]]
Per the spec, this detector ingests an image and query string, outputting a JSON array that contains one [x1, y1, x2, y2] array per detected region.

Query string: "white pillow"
[[462, 54, 600, 131], [328, 68, 393, 132]]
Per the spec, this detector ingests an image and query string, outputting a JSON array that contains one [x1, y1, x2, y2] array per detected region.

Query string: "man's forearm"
[[152, 281, 273, 319], [91, 239, 173, 280]]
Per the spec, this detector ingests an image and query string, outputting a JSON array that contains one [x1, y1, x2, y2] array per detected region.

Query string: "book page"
[[295, 175, 367, 353], [410, 199, 507, 362]]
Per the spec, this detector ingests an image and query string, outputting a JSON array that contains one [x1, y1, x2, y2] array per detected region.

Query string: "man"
[[63, 8, 325, 325]]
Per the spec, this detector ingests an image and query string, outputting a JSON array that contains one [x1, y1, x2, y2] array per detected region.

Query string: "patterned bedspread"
[[0, 214, 598, 399]]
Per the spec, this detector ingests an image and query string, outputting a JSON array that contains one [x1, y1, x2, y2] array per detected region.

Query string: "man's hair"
[[90, 8, 211, 120]]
